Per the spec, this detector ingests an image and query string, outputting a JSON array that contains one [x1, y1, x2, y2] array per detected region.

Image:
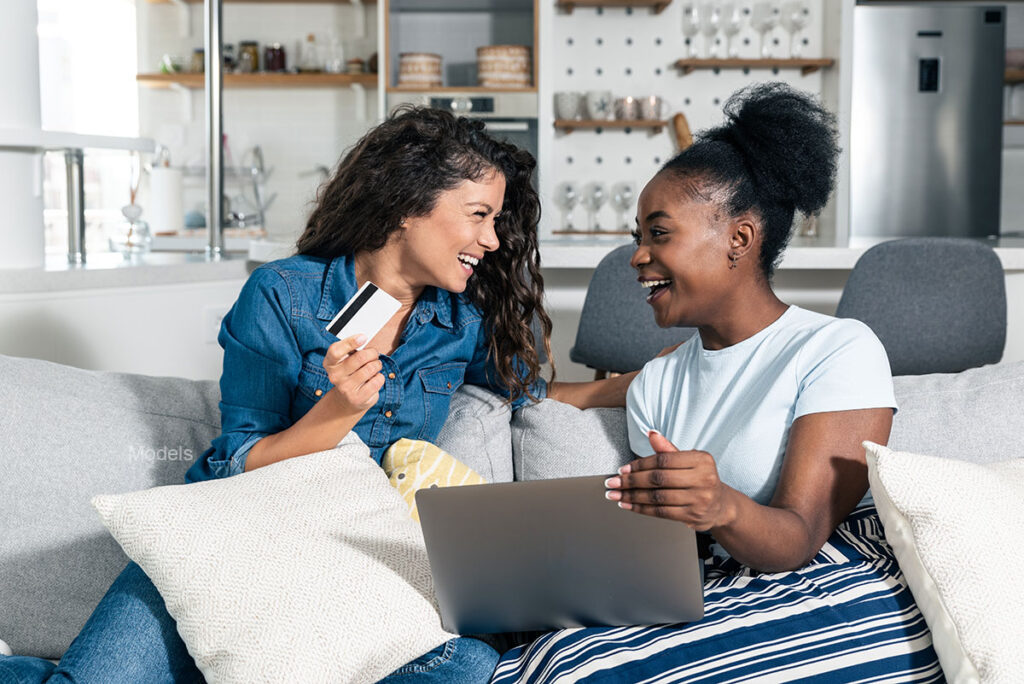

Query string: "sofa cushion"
[[889, 361, 1024, 463], [435, 384, 514, 483], [0, 354, 220, 659], [91, 433, 452, 683], [511, 399, 631, 481], [866, 442, 1024, 682], [383, 438, 487, 521]]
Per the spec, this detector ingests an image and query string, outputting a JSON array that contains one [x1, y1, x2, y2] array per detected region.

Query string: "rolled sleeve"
[[464, 326, 547, 411], [185, 268, 302, 483]]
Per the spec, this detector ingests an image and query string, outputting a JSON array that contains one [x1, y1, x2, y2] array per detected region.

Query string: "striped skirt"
[[490, 507, 943, 683]]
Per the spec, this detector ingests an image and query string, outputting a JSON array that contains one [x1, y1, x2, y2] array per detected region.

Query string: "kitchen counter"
[[538, 236, 1024, 270], [0, 252, 253, 294]]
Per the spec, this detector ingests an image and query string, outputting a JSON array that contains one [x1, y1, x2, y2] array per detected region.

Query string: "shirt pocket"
[[416, 361, 467, 440], [293, 356, 334, 420]]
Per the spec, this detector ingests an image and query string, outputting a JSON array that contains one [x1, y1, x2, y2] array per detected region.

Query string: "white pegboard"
[[540, 0, 831, 239]]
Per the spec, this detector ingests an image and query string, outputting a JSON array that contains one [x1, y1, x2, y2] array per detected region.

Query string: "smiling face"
[[393, 171, 506, 294], [630, 171, 745, 329]]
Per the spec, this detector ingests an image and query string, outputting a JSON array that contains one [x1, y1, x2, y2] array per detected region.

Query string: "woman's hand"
[[323, 334, 385, 415], [604, 431, 736, 531]]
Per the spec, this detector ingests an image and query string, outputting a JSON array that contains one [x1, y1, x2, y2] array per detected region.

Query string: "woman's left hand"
[[604, 431, 735, 531]]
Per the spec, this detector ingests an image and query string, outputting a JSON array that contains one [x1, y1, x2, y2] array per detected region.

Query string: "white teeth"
[[457, 254, 479, 267], [640, 279, 672, 288]]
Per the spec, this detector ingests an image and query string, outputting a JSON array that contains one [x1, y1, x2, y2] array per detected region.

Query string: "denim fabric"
[[185, 253, 545, 482], [379, 638, 499, 683]]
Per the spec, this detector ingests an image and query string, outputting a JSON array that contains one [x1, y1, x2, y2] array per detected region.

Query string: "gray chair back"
[[570, 244, 696, 375], [835, 237, 1006, 375]]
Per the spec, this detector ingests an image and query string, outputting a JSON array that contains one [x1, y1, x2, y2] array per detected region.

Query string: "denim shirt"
[[185, 253, 546, 483]]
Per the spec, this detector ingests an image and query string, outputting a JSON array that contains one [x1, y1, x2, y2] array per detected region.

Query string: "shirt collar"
[[316, 254, 455, 331]]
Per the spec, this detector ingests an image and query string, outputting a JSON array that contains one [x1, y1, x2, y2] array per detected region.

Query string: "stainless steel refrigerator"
[[851, 3, 1006, 240]]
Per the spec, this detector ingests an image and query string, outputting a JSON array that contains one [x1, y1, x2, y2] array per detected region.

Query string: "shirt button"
[[384, 410, 393, 418], [447, 382, 452, 389], [314, 389, 323, 397], [388, 372, 396, 380]]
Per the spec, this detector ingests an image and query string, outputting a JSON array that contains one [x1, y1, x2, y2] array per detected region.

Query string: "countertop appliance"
[[851, 3, 1006, 240]]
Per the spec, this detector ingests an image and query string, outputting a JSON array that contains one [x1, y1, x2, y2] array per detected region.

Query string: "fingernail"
[[604, 476, 621, 489], [354, 334, 367, 345], [648, 429, 661, 437], [618, 502, 632, 510], [618, 465, 631, 475], [604, 489, 621, 501]]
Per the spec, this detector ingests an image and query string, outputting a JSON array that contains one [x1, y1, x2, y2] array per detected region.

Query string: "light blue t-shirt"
[[625, 306, 896, 506]]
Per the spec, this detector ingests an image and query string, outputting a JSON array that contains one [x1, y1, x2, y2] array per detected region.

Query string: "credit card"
[[325, 281, 401, 350]]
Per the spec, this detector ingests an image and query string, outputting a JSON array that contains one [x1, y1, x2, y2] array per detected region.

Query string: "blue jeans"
[[0, 562, 498, 684]]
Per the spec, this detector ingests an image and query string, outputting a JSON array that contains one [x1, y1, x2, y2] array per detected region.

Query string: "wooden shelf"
[[1007, 69, 1024, 85], [554, 119, 667, 134], [1006, 121, 1024, 126], [556, 0, 670, 14], [674, 58, 835, 76], [387, 85, 536, 93], [136, 72, 378, 89]]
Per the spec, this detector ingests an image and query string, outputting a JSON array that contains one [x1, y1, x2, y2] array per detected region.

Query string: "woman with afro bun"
[[496, 84, 942, 681]]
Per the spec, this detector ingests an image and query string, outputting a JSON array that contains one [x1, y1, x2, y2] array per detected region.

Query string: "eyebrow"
[[467, 202, 495, 213], [643, 210, 671, 223]]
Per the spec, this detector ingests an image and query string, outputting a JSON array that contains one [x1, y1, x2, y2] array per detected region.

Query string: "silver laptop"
[[415, 475, 705, 634]]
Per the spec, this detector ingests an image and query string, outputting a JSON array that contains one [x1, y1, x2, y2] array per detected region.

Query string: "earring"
[[728, 252, 739, 269]]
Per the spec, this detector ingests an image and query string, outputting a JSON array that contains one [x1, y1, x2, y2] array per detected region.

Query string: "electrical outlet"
[[203, 306, 229, 344]]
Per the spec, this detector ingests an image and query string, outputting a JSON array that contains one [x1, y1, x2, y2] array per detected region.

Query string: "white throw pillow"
[[864, 441, 1024, 684], [91, 434, 451, 683]]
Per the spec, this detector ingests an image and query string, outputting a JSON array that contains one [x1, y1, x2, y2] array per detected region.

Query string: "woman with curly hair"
[[0, 107, 633, 683], [493, 84, 943, 681]]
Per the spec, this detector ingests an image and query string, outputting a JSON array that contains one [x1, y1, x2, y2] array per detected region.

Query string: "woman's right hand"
[[322, 334, 386, 415]]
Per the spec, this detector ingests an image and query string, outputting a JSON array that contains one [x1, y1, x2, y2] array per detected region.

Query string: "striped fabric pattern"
[[382, 438, 487, 521], [491, 508, 943, 683]]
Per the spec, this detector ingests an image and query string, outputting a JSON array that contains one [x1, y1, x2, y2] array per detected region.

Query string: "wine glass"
[[681, 4, 700, 59], [719, 2, 743, 58], [750, 1, 779, 58], [581, 182, 607, 232], [780, 1, 809, 58], [698, 3, 721, 59], [553, 182, 579, 232], [610, 182, 636, 232]]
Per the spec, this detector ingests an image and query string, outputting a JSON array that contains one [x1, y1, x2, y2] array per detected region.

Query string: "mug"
[[585, 90, 613, 121], [639, 95, 666, 120], [554, 91, 584, 120], [614, 96, 639, 121]]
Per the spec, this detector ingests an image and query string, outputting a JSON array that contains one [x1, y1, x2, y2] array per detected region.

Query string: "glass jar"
[[239, 41, 259, 73], [190, 48, 204, 74], [109, 204, 152, 257], [264, 43, 286, 72]]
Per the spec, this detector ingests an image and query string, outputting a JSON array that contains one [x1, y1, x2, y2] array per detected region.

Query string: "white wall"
[[0, 279, 247, 380]]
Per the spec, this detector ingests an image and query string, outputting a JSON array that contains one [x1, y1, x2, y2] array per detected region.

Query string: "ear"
[[727, 213, 758, 260]]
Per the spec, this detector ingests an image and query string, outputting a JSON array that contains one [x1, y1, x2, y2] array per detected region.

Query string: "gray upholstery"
[[835, 238, 1006, 375], [570, 244, 696, 374], [889, 361, 1024, 464], [511, 399, 632, 481], [0, 355, 221, 659], [435, 384, 514, 483]]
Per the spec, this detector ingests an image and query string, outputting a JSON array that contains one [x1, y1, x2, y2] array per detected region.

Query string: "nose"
[[630, 243, 649, 270], [479, 220, 500, 253]]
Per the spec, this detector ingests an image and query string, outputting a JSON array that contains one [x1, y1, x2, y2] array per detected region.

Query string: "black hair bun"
[[705, 82, 838, 216]]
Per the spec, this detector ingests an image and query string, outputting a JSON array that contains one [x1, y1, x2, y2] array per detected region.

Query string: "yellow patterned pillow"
[[382, 439, 488, 521]]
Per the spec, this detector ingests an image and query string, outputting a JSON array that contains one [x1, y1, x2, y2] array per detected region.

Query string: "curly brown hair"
[[296, 106, 552, 402]]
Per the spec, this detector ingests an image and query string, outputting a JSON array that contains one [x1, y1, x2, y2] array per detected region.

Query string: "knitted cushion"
[[91, 434, 451, 683], [865, 442, 1024, 683]]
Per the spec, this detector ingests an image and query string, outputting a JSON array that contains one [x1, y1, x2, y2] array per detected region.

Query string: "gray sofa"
[[2, 352, 1023, 663]]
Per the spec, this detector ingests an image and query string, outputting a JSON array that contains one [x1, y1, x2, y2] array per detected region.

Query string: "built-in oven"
[[386, 91, 539, 187]]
